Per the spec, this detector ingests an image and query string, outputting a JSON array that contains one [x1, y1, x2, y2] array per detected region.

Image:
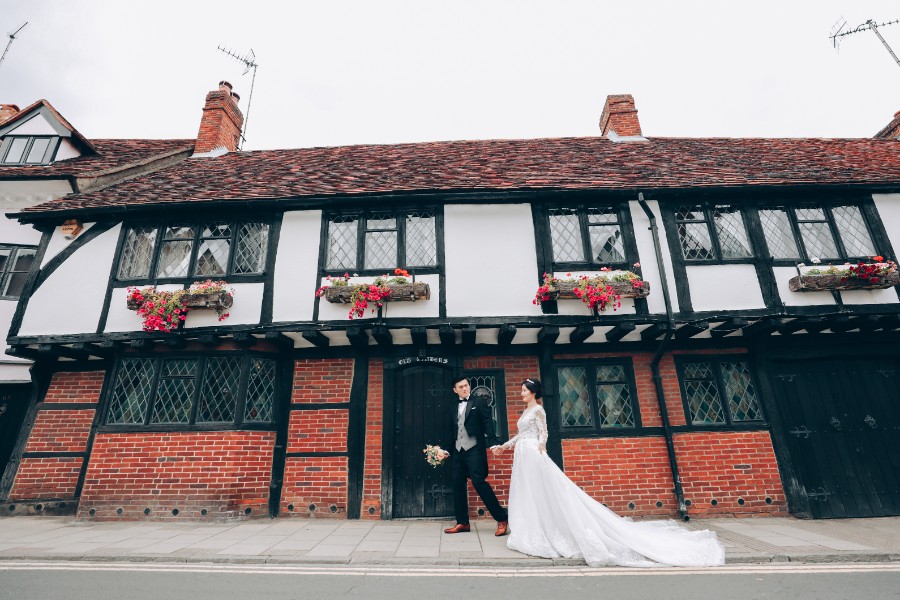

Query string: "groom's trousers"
[[451, 446, 508, 524]]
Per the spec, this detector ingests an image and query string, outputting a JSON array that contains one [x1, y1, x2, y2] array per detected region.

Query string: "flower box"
[[548, 278, 650, 300], [789, 270, 899, 292], [323, 281, 430, 304], [126, 290, 234, 311], [126, 281, 234, 332]]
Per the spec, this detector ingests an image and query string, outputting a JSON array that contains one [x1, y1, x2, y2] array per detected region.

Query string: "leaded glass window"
[[674, 204, 752, 261], [104, 354, 278, 428], [0, 245, 37, 299], [678, 358, 763, 426], [468, 372, 505, 438], [760, 204, 877, 262], [324, 210, 439, 273], [557, 361, 639, 432], [117, 221, 269, 281], [548, 206, 627, 267]]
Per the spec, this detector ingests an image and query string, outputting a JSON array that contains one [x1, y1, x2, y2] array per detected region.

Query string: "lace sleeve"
[[500, 433, 518, 450], [536, 406, 548, 452]]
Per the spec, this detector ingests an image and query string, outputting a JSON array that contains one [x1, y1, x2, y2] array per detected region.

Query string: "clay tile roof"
[[19, 136, 900, 215]]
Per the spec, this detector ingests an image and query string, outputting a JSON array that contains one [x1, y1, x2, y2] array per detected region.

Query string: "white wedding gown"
[[501, 405, 725, 567]]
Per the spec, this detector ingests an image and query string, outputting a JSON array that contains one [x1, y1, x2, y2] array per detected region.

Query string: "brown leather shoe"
[[495, 521, 509, 536], [444, 523, 471, 534]]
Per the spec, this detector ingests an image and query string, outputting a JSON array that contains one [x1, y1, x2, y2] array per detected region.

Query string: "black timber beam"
[[232, 332, 258, 347], [163, 335, 187, 349], [70, 342, 111, 359], [372, 325, 393, 347], [498, 324, 517, 346], [439, 325, 455, 348], [780, 317, 824, 335], [877, 315, 900, 331], [825, 315, 854, 333], [38, 343, 90, 361], [301, 330, 330, 348], [197, 334, 223, 347], [537, 326, 559, 346], [461, 324, 477, 347], [640, 323, 667, 342], [99, 340, 126, 353], [347, 327, 369, 351], [675, 321, 709, 340], [129, 339, 150, 350], [265, 332, 294, 349], [604, 322, 635, 343], [741, 317, 780, 337], [710, 318, 748, 338], [410, 327, 428, 347], [569, 324, 594, 344]]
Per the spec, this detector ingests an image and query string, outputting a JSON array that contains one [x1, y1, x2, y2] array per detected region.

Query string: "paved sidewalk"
[[0, 515, 898, 566]]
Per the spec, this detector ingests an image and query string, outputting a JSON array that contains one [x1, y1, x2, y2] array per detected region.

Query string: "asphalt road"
[[1, 562, 899, 600]]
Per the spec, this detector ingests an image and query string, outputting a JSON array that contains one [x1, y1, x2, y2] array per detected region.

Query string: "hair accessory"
[[526, 379, 534, 384]]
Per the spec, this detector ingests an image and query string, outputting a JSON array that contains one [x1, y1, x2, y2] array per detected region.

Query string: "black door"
[[391, 365, 455, 518], [770, 357, 900, 518], [0, 385, 31, 483]]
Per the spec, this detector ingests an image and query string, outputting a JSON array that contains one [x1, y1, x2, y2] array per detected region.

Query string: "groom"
[[441, 375, 508, 536]]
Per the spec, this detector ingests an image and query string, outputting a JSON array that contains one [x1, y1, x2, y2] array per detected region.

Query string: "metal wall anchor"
[[864, 415, 877, 429], [427, 484, 453, 499], [790, 426, 812, 438], [829, 417, 842, 431]]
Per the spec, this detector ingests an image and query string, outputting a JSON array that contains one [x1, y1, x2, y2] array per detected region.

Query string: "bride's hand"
[[490, 445, 502, 456]]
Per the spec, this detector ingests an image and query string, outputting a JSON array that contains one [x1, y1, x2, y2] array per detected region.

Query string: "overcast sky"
[[1, 1, 899, 151]]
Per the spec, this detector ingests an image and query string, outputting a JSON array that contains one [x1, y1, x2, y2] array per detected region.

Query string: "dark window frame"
[[114, 219, 273, 285], [321, 208, 443, 276], [0, 244, 38, 300], [100, 351, 279, 432], [672, 202, 755, 264], [554, 358, 642, 437], [758, 202, 879, 266], [545, 203, 634, 271], [466, 369, 508, 441], [674, 354, 766, 430], [0, 135, 60, 165]]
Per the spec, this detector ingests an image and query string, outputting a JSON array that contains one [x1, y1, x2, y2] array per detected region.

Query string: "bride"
[[491, 378, 725, 568]]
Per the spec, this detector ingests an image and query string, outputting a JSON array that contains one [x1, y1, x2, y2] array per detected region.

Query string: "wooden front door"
[[391, 364, 456, 518], [770, 357, 900, 518]]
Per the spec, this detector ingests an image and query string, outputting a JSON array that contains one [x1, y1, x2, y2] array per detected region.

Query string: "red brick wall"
[[9, 371, 104, 501], [281, 358, 353, 518], [78, 431, 275, 520], [361, 358, 384, 518]]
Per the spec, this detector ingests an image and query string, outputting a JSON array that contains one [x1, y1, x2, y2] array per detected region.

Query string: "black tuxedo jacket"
[[447, 395, 500, 458]]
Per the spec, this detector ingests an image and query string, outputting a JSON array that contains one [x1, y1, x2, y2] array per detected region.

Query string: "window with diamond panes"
[[0, 245, 37, 299], [557, 361, 639, 432], [548, 207, 627, 267], [104, 354, 277, 428], [467, 372, 506, 439], [116, 221, 269, 282], [674, 204, 752, 261], [324, 211, 438, 273], [760, 204, 876, 262], [678, 359, 763, 426]]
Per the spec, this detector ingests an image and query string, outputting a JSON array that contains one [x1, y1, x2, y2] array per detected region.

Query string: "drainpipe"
[[637, 192, 689, 521]]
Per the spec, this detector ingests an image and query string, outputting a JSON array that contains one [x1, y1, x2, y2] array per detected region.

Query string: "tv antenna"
[[217, 45, 258, 150], [0, 22, 28, 72], [830, 18, 900, 71]]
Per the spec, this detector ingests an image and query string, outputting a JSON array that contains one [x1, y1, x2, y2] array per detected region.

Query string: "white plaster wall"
[[317, 273, 441, 320], [7, 113, 56, 135], [630, 200, 679, 314], [444, 204, 542, 317], [184, 283, 263, 328], [551, 270, 638, 316], [841, 288, 900, 305], [773, 266, 836, 307], [0, 362, 31, 383], [874, 194, 900, 253], [41, 222, 96, 266], [0, 179, 73, 205], [18, 225, 120, 336], [272, 210, 321, 323], [0, 216, 42, 246], [685, 264, 766, 312], [55, 139, 80, 161]]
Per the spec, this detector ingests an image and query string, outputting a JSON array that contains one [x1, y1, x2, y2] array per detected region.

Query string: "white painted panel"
[[840, 288, 900, 305], [185, 283, 263, 328], [445, 204, 542, 317], [7, 114, 57, 135], [317, 273, 440, 320], [0, 179, 73, 206], [18, 225, 121, 336], [41, 222, 96, 267], [630, 200, 678, 314], [55, 138, 80, 161], [0, 362, 31, 383], [104, 284, 183, 333], [0, 299, 29, 370], [773, 266, 836, 307], [685, 264, 766, 312], [551, 270, 638, 316], [874, 194, 900, 252], [0, 216, 42, 246], [272, 210, 321, 323]]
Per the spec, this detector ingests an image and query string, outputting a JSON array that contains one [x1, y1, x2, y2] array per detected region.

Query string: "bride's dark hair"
[[522, 378, 543, 400]]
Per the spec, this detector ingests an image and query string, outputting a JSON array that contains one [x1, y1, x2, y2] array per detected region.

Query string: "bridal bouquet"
[[423, 444, 447, 468]]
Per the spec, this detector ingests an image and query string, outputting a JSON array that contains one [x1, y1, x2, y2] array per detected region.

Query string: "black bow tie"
[[459, 398, 469, 404]]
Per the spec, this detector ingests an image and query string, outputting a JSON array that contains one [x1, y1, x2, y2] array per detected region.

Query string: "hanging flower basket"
[[533, 268, 649, 313], [126, 280, 234, 332], [788, 258, 899, 292], [317, 269, 430, 319]]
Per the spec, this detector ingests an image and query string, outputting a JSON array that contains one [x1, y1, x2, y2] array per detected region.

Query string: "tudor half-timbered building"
[[2, 92, 899, 522]]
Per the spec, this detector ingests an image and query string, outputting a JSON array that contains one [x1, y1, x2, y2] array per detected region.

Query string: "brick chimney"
[[0, 104, 21, 124], [874, 110, 900, 140], [599, 94, 642, 138], [194, 81, 244, 154]]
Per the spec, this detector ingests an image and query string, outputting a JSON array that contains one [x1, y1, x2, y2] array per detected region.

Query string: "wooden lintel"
[[439, 325, 455, 348], [569, 323, 594, 344], [301, 330, 330, 348], [604, 322, 636, 343], [675, 321, 709, 340], [410, 327, 428, 347], [537, 326, 559, 346], [498, 324, 517, 346], [372, 326, 393, 347], [461, 324, 477, 347]]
